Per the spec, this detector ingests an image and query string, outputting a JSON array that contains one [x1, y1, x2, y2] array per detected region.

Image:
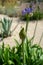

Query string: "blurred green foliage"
[[0, 30, 43, 65]]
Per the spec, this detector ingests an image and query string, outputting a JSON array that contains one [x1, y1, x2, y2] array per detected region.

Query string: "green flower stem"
[[22, 17, 29, 65], [39, 33, 43, 44], [25, 15, 29, 34], [25, 21, 28, 34], [32, 21, 38, 43]]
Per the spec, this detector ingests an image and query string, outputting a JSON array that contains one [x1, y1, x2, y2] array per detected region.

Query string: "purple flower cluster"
[[22, 8, 33, 15]]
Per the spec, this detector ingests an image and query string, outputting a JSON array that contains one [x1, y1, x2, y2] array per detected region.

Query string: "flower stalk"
[[23, 15, 29, 65]]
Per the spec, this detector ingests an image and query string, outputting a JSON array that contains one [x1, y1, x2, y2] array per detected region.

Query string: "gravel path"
[[0, 15, 43, 48]]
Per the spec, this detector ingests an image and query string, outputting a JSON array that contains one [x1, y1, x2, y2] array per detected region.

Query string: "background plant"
[[0, 18, 12, 38]]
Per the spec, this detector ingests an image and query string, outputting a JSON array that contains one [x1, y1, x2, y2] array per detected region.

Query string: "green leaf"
[[14, 39, 19, 47], [8, 60, 14, 65]]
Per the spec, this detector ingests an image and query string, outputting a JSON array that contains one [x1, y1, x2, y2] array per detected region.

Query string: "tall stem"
[[25, 21, 28, 34], [23, 19, 29, 65], [25, 17, 29, 34], [39, 33, 43, 44], [32, 21, 38, 43], [22, 39, 26, 65]]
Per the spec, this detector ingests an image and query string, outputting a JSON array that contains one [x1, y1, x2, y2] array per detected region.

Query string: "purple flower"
[[22, 9, 27, 15], [22, 8, 33, 15], [25, 8, 33, 13], [27, 8, 33, 13]]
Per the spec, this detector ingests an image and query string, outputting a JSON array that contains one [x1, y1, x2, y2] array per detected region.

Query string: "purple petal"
[[22, 9, 27, 15], [27, 8, 33, 13], [22, 8, 33, 15]]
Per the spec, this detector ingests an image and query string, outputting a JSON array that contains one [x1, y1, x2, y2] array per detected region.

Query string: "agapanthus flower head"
[[22, 7, 33, 16]]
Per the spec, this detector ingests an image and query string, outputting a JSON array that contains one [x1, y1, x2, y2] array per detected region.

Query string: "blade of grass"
[[32, 21, 38, 43], [39, 32, 43, 44]]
